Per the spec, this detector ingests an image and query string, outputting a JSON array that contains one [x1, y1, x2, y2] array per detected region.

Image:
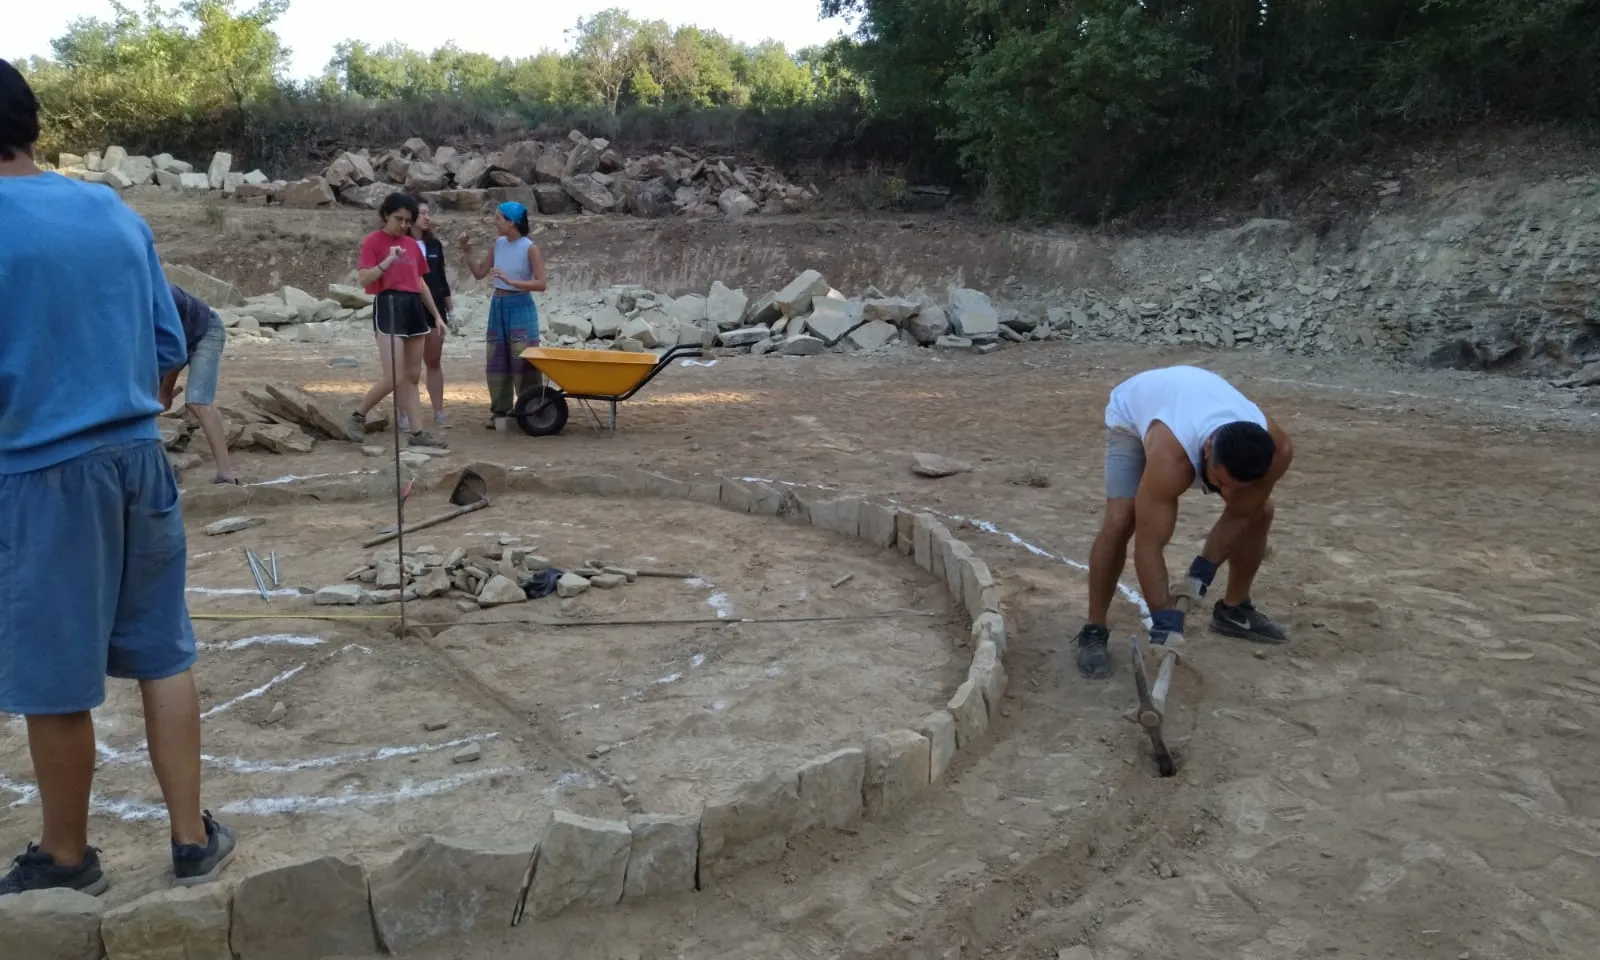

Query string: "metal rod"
[[243, 549, 269, 601], [388, 328, 408, 637], [268, 551, 279, 586]]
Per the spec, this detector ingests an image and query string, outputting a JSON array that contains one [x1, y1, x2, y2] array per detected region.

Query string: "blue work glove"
[[1187, 555, 1219, 597], [1150, 608, 1186, 646]]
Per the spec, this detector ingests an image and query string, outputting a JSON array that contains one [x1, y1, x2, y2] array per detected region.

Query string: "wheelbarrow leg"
[[609, 401, 618, 436]]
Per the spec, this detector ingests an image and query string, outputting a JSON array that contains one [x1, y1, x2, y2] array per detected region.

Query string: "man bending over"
[[1073, 365, 1294, 679], [161, 284, 240, 485]]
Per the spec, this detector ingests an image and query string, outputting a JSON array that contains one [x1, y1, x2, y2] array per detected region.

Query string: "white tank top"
[[1105, 366, 1267, 483], [491, 236, 534, 291]]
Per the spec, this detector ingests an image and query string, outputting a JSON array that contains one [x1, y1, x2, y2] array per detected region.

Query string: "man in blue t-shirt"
[[0, 59, 237, 897], [164, 284, 240, 484]]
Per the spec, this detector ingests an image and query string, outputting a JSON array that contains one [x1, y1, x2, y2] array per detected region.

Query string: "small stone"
[[775, 334, 825, 356], [361, 445, 385, 458], [590, 573, 627, 589], [477, 575, 526, 606], [424, 720, 450, 731], [912, 452, 973, 478], [934, 334, 972, 349], [264, 701, 286, 725], [556, 572, 590, 598], [203, 515, 264, 536], [452, 743, 482, 764]]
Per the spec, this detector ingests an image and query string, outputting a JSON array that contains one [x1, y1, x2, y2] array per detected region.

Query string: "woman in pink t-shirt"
[[343, 193, 448, 449]]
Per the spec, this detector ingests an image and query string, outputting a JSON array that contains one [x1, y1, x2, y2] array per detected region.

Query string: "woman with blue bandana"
[[461, 201, 548, 429]]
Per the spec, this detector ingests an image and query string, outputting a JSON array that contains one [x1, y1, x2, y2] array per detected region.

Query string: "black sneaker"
[[1211, 600, 1289, 644], [172, 811, 237, 887], [1074, 623, 1112, 679], [0, 844, 109, 897]]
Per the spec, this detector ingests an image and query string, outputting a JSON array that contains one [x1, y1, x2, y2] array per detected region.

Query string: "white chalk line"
[[187, 586, 303, 598], [199, 665, 305, 719], [198, 634, 325, 652], [735, 475, 1152, 619]]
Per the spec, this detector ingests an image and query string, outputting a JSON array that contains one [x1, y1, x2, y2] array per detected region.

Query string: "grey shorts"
[[1103, 428, 1146, 500], [185, 319, 226, 406]]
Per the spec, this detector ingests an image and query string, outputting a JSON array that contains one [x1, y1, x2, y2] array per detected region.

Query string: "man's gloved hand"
[[1149, 608, 1186, 646], [1186, 555, 1219, 598]]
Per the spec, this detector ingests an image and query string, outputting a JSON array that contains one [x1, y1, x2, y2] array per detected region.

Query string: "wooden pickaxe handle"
[[361, 500, 489, 548]]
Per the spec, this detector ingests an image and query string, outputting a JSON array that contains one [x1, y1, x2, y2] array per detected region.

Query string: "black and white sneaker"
[[1211, 601, 1289, 644], [0, 844, 109, 897], [1073, 623, 1112, 679], [172, 811, 237, 887]]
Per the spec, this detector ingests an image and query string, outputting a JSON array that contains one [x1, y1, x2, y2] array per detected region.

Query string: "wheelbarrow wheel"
[[514, 387, 569, 437]]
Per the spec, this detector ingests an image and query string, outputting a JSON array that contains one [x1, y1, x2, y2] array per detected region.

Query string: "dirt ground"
[[4, 195, 1600, 958]]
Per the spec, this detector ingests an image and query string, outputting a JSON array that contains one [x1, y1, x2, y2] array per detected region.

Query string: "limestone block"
[[857, 501, 897, 549], [230, 855, 378, 960], [972, 611, 1007, 660], [370, 835, 527, 953], [809, 496, 861, 538], [917, 711, 958, 783], [795, 747, 866, 832], [697, 772, 801, 886], [530, 811, 631, 918], [622, 814, 699, 901], [959, 555, 996, 618], [0, 889, 105, 960], [103, 884, 232, 960], [947, 678, 989, 749], [895, 510, 915, 556], [969, 640, 1008, 721], [863, 729, 931, 819]]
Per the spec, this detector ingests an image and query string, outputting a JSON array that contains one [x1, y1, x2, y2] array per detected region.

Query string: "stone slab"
[[857, 501, 897, 549], [917, 711, 958, 783], [230, 855, 378, 960], [895, 510, 915, 556], [530, 811, 631, 918], [697, 772, 801, 887], [623, 814, 700, 901], [944, 539, 975, 600], [911, 513, 939, 572], [947, 678, 989, 749], [959, 555, 996, 618], [795, 747, 866, 832], [972, 611, 1008, 660], [0, 889, 105, 960], [863, 729, 931, 820], [969, 640, 1008, 720], [370, 835, 527, 954], [102, 883, 233, 960], [808, 496, 862, 538]]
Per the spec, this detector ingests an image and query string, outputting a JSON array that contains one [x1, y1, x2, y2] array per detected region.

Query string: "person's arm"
[[158, 368, 183, 410], [148, 247, 187, 377], [418, 280, 444, 328], [356, 235, 400, 287], [1199, 419, 1294, 564], [459, 237, 492, 280], [1132, 424, 1194, 616]]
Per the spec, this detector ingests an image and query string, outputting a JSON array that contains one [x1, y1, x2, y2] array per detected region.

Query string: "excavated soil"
[[2, 192, 1598, 958]]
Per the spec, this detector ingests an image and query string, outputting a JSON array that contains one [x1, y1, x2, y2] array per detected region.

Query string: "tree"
[[567, 8, 646, 114], [185, 0, 290, 110]]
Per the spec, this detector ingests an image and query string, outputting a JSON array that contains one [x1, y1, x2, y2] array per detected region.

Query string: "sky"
[[8, 1, 857, 80]]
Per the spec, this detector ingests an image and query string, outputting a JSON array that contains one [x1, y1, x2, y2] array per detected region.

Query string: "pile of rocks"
[[62, 132, 819, 219], [538, 270, 1016, 357], [53, 147, 266, 194], [314, 539, 636, 609]]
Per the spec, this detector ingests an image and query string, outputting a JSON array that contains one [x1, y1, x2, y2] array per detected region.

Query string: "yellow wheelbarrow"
[[513, 343, 705, 436]]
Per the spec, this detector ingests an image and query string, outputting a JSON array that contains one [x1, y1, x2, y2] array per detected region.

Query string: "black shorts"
[[373, 290, 433, 338]]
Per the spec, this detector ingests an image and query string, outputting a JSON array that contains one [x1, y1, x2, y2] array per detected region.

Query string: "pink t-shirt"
[[360, 231, 429, 296]]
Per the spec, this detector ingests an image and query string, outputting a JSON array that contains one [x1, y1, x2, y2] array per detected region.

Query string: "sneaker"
[[0, 844, 109, 897], [172, 811, 237, 887], [397, 413, 412, 434], [344, 410, 367, 443], [1211, 600, 1289, 644], [408, 430, 448, 449], [433, 410, 449, 428], [1073, 623, 1112, 679]]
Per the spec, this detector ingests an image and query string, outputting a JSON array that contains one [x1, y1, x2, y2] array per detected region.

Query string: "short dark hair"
[[508, 209, 530, 236], [0, 59, 41, 162], [378, 191, 419, 221], [1212, 421, 1275, 483]]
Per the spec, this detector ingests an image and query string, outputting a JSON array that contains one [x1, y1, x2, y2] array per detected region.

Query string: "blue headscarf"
[[497, 201, 528, 223]]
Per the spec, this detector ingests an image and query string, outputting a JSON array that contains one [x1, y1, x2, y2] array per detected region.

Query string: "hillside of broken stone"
[[130, 146, 1600, 392]]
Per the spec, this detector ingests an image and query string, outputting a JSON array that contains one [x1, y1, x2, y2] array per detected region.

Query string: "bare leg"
[[1086, 499, 1136, 625], [358, 333, 401, 415], [26, 712, 96, 866], [187, 404, 236, 482], [401, 336, 427, 431], [1220, 500, 1274, 607], [139, 672, 207, 846], [423, 326, 445, 414]]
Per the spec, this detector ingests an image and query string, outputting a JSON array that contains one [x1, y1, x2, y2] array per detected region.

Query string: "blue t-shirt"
[[0, 173, 187, 474], [169, 284, 220, 352]]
